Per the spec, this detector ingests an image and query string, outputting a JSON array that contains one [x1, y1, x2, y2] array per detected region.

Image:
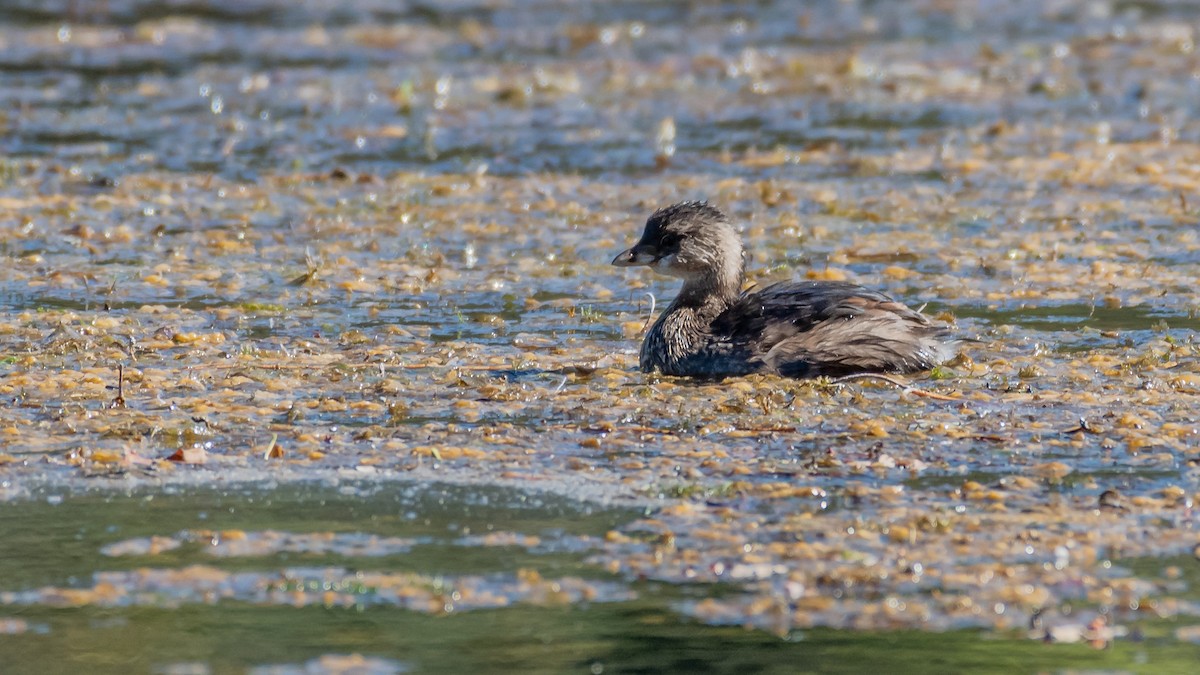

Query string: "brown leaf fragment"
[[166, 447, 207, 464]]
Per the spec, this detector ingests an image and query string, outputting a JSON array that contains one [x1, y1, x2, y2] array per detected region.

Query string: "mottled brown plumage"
[[611, 201, 956, 378]]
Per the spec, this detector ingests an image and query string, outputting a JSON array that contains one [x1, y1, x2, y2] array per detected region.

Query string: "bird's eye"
[[659, 233, 681, 250]]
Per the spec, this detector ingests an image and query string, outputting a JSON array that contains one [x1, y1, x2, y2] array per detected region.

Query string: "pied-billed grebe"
[[611, 201, 956, 378]]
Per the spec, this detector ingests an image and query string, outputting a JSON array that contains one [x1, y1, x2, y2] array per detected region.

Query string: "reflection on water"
[[2, 484, 1197, 673]]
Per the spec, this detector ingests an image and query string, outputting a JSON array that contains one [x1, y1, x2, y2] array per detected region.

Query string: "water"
[[3, 0, 1200, 670], [2, 484, 1198, 673]]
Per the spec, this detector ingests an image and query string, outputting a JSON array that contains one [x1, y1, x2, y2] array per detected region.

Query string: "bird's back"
[[710, 280, 954, 378]]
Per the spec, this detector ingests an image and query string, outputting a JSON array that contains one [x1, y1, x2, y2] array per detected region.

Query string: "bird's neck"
[[672, 256, 744, 313]]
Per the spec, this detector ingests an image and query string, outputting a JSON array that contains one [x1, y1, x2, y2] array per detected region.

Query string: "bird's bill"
[[611, 245, 658, 267]]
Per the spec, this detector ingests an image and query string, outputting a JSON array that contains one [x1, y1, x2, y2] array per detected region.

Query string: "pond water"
[[2, 483, 1199, 673], [2, 0, 1200, 671]]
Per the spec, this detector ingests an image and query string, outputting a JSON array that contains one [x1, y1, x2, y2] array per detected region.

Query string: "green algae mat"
[[3, 0, 1200, 671]]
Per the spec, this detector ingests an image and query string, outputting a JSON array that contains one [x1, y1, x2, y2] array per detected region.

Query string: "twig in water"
[[551, 374, 569, 395], [263, 433, 283, 459], [639, 291, 657, 334], [831, 373, 961, 401], [109, 364, 126, 409]]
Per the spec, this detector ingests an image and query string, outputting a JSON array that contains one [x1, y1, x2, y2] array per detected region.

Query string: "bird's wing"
[[712, 281, 951, 378]]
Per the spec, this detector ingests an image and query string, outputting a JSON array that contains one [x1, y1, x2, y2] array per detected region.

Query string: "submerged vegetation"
[[2, 0, 1200, 670]]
